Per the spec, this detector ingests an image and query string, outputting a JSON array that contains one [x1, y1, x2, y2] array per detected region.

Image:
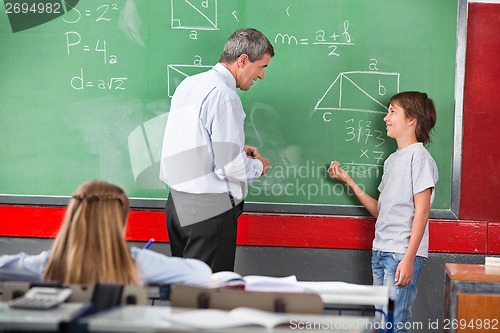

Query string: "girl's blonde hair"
[[43, 180, 139, 285]]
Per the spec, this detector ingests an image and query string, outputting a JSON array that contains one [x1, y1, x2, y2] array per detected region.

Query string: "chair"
[[169, 284, 324, 314], [1, 281, 66, 300], [1, 281, 148, 306], [67, 284, 95, 302], [1, 281, 31, 301]]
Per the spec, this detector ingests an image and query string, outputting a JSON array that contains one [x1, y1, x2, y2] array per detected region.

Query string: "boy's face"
[[384, 102, 417, 141]]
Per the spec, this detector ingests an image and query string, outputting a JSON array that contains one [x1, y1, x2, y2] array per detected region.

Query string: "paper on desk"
[[207, 272, 304, 292], [163, 308, 291, 330], [298, 281, 376, 295], [243, 275, 304, 292]]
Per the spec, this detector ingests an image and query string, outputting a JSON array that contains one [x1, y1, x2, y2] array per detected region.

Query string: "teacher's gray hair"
[[219, 28, 274, 63]]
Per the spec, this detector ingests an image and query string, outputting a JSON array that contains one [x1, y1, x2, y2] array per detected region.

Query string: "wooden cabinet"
[[444, 263, 500, 333]]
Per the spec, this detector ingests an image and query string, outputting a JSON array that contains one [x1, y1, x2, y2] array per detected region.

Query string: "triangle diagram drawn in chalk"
[[171, 0, 218, 30], [315, 71, 400, 114]]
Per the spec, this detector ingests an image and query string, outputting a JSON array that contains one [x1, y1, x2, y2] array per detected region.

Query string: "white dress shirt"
[[160, 63, 263, 199]]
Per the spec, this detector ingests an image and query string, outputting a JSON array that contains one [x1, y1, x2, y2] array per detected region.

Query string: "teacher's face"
[[236, 53, 271, 91]]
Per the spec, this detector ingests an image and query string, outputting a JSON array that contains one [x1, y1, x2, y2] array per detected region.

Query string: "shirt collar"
[[213, 63, 237, 91]]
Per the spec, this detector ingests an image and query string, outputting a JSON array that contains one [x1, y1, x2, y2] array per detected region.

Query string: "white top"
[[0, 247, 212, 286], [160, 63, 263, 199], [374, 143, 438, 258]]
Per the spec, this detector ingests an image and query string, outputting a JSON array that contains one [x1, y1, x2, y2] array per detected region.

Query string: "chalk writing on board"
[[274, 20, 353, 56], [343, 162, 382, 179], [343, 119, 385, 147], [62, 3, 119, 24], [315, 71, 400, 117], [70, 68, 127, 90], [231, 11, 239, 22], [62, 2, 129, 91], [65, 32, 118, 64], [167, 64, 213, 97], [313, 71, 400, 180], [171, 0, 218, 30]]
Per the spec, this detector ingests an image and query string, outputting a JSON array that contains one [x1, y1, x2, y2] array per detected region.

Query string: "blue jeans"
[[372, 250, 426, 333]]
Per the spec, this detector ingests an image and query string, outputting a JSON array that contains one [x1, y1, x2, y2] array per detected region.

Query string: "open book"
[[163, 307, 295, 330], [207, 271, 305, 293]]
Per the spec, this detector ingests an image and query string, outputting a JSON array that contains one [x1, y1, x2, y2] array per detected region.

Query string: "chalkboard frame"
[[0, 0, 467, 220]]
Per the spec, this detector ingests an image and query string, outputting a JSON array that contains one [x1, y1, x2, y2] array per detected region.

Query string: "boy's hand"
[[328, 161, 350, 184], [395, 257, 414, 287]]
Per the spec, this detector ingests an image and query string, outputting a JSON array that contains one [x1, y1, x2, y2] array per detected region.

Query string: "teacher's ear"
[[237, 54, 249, 68]]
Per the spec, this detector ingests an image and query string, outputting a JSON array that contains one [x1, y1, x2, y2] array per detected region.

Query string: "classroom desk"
[[148, 282, 390, 310], [80, 305, 376, 333], [0, 281, 389, 332], [0, 301, 91, 332], [1, 282, 389, 313], [444, 263, 500, 333], [147, 283, 389, 319]]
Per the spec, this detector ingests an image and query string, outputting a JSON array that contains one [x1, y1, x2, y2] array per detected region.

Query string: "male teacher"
[[160, 28, 274, 272]]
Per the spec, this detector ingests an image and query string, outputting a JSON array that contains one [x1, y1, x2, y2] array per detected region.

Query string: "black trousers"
[[165, 192, 244, 272]]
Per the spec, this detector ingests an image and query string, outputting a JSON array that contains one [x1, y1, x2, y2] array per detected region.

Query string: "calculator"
[[9, 287, 73, 310]]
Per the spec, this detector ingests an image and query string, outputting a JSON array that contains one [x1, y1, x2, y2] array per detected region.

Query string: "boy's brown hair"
[[388, 91, 437, 145]]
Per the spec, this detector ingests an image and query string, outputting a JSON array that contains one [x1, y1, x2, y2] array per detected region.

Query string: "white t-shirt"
[[374, 143, 438, 258]]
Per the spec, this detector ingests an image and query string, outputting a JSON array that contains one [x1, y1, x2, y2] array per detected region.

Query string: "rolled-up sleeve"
[[211, 99, 263, 184], [0, 252, 49, 282]]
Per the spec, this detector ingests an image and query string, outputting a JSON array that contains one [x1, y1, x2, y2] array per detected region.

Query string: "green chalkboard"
[[0, 0, 464, 218]]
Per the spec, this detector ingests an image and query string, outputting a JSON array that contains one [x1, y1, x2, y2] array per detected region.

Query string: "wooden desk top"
[[445, 263, 500, 283]]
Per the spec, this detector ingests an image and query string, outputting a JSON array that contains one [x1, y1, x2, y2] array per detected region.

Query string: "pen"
[[144, 238, 155, 249]]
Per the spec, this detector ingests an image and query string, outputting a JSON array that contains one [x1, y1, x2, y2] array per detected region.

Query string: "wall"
[[0, 1, 499, 332]]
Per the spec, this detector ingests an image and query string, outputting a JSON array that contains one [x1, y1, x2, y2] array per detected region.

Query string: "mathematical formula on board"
[[59, 0, 396, 181], [312, 68, 400, 177], [60, 0, 397, 182], [62, 2, 128, 91], [273, 22, 353, 57], [60, 1, 358, 92]]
